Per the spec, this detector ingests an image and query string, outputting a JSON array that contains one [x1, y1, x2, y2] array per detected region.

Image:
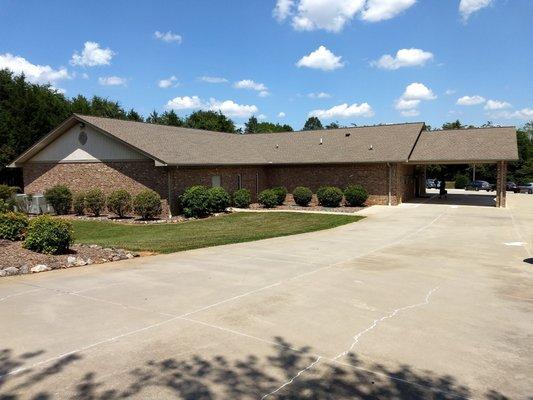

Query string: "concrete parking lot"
[[1, 191, 532, 399]]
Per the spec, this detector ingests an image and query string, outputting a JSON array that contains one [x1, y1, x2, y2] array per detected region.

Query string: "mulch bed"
[[0, 240, 140, 277], [58, 214, 188, 224], [248, 195, 365, 213]]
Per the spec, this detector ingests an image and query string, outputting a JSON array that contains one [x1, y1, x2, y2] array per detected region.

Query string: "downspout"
[[387, 163, 392, 206], [167, 167, 173, 219]]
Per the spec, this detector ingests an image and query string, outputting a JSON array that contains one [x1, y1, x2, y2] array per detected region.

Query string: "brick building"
[[9, 115, 518, 215]]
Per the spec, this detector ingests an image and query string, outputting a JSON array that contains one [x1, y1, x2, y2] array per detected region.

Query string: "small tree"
[[133, 190, 162, 219], [72, 192, 85, 215], [208, 187, 230, 213], [84, 189, 106, 216], [44, 185, 72, 215], [180, 186, 211, 218], [302, 117, 323, 131]]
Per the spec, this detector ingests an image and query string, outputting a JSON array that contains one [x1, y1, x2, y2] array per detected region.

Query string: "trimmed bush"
[[455, 174, 469, 189], [133, 190, 162, 219], [271, 186, 288, 205], [44, 185, 72, 215], [0, 185, 17, 202], [0, 212, 29, 241], [316, 186, 343, 207], [258, 189, 278, 209], [344, 185, 369, 207], [107, 189, 132, 218], [84, 189, 106, 216], [23, 215, 73, 254], [0, 199, 14, 213], [181, 186, 210, 218], [233, 189, 251, 208], [72, 192, 85, 215], [208, 187, 230, 213], [292, 186, 313, 206]]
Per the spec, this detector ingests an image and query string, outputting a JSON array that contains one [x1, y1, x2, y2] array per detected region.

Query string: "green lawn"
[[72, 212, 363, 253]]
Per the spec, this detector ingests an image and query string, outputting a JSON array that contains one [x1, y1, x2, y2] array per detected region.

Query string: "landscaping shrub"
[[0, 184, 17, 202], [107, 189, 132, 217], [0, 199, 14, 213], [232, 188, 251, 208], [292, 186, 313, 206], [455, 174, 469, 189], [72, 192, 85, 215], [344, 185, 369, 207], [23, 215, 73, 254], [0, 212, 29, 241], [258, 189, 278, 208], [44, 185, 72, 215], [84, 189, 106, 216], [181, 186, 210, 218], [316, 186, 343, 207], [271, 186, 288, 205], [208, 187, 230, 213], [133, 190, 162, 219]]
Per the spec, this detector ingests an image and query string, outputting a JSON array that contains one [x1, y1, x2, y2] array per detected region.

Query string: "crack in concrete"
[[260, 286, 439, 399]]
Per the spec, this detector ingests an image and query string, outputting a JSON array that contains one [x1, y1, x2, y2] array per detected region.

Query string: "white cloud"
[[98, 76, 127, 86], [445, 89, 456, 95], [296, 46, 344, 71], [308, 92, 331, 99], [0, 53, 70, 84], [208, 98, 258, 118], [165, 96, 258, 118], [234, 79, 267, 91], [278, 112, 286, 118], [273, 0, 416, 32], [395, 82, 435, 116], [258, 114, 267, 120], [491, 108, 533, 120], [70, 42, 114, 67], [166, 96, 204, 110], [309, 102, 374, 119], [273, 0, 294, 21], [484, 99, 511, 110], [80, 72, 89, 80], [372, 48, 433, 70], [234, 79, 270, 96], [154, 31, 182, 44], [158, 75, 178, 88], [400, 109, 420, 117], [361, 0, 417, 22], [456, 95, 485, 105], [459, 0, 492, 21], [402, 82, 436, 100], [199, 76, 228, 83]]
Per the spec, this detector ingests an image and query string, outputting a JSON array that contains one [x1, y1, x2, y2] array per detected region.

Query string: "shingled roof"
[[9, 114, 518, 167]]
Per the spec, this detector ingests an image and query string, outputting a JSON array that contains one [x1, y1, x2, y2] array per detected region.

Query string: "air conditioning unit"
[[14, 194, 54, 214]]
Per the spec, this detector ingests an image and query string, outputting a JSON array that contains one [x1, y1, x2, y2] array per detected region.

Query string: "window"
[[237, 174, 242, 190], [211, 175, 221, 187]]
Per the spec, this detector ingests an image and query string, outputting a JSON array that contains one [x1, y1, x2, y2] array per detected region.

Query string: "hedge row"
[[44, 186, 163, 219], [257, 185, 368, 208]]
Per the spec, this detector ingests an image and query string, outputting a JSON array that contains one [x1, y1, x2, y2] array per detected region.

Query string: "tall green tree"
[[160, 110, 183, 127], [185, 111, 235, 133], [302, 117, 323, 131], [244, 116, 292, 133], [146, 110, 160, 124], [126, 109, 144, 122], [245, 116, 259, 133]]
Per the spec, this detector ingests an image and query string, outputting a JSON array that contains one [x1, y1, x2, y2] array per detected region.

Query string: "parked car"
[[426, 179, 437, 189], [506, 182, 518, 192], [517, 182, 533, 194], [465, 180, 492, 191]]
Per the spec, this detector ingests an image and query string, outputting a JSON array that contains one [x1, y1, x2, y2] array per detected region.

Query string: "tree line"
[[1, 68, 531, 185]]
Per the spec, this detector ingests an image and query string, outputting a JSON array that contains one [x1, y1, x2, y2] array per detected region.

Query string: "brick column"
[[496, 161, 507, 208]]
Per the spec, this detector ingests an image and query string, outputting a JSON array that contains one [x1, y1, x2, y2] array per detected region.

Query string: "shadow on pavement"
[[0, 338, 513, 400]]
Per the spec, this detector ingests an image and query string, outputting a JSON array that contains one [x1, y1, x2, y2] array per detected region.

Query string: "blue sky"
[[0, 0, 531, 130]]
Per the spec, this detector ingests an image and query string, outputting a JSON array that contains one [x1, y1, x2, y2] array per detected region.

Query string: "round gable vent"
[[78, 130, 87, 145]]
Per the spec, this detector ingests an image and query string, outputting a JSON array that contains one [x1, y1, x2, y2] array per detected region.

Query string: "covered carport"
[[406, 127, 518, 207]]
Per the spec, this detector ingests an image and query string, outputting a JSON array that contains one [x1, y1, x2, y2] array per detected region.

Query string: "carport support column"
[[496, 161, 507, 208]]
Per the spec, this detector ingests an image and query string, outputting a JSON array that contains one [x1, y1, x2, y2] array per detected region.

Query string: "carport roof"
[[408, 127, 519, 163]]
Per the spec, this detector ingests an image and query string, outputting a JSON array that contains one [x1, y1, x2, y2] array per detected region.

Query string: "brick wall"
[[23, 161, 170, 216]]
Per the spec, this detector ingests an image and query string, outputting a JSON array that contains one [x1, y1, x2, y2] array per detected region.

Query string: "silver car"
[[518, 182, 533, 194]]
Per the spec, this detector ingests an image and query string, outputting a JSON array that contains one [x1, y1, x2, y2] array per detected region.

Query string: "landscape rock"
[[0, 270, 6, 277], [19, 265, 31, 274], [89, 244, 101, 249], [86, 258, 94, 265], [31, 264, 51, 273], [3, 267, 19, 276], [67, 256, 77, 265], [75, 257, 87, 266], [125, 253, 135, 259]]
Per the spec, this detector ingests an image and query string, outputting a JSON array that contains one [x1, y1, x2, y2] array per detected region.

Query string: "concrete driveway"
[[1, 192, 532, 399]]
